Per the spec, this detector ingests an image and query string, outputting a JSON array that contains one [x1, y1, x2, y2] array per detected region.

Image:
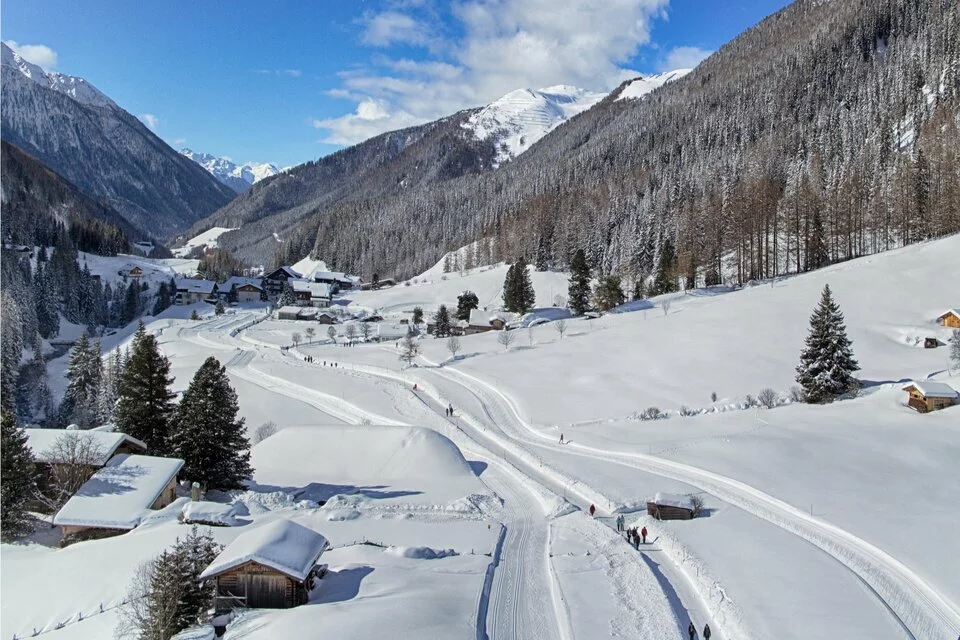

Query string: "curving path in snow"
[[414, 356, 960, 640]]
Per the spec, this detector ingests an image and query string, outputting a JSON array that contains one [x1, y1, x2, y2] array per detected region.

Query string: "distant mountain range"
[[180, 149, 282, 193], [0, 42, 235, 239]]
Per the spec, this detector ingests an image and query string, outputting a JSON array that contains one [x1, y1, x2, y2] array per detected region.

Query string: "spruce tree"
[[514, 256, 536, 314], [115, 323, 176, 452], [502, 262, 517, 312], [456, 291, 479, 321], [61, 334, 102, 427], [795, 285, 860, 403], [170, 357, 252, 490], [593, 275, 626, 311], [433, 305, 451, 337], [949, 329, 960, 370], [1, 410, 36, 540], [651, 239, 677, 296], [277, 282, 296, 307], [567, 249, 591, 315], [632, 278, 646, 301]]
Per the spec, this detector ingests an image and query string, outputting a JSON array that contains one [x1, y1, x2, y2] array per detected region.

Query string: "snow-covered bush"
[[789, 386, 805, 403], [252, 421, 278, 444], [678, 405, 697, 417], [743, 394, 758, 408], [640, 406, 664, 421]]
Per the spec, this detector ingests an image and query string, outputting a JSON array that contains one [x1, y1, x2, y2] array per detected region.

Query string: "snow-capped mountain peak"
[[615, 69, 692, 101], [1, 42, 117, 109], [463, 85, 606, 166], [180, 148, 281, 193]]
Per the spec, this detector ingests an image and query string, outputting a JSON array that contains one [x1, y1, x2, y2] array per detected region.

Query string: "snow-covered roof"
[[53, 454, 184, 530], [266, 266, 302, 279], [24, 429, 147, 465], [938, 309, 960, 319], [175, 278, 217, 294], [277, 305, 302, 315], [312, 270, 353, 283], [222, 276, 263, 291], [200, 519, 329, 581], [903, 381, 958, 399], [648, 492, 695, 510], [292, 281, 332, 298], [181, 501, 240, 526], [468, 308, 516, 327]]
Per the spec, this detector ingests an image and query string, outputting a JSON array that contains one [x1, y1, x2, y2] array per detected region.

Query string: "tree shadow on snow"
[[637, 550, 687, 637], [246, 481, 422, 505], [310, 565, 374, 604]]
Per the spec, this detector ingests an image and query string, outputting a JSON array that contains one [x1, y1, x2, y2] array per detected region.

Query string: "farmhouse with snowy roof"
[[902, 381, 959, 413], [221, 276, 265, 303], [263, 266, 302, 296], [53, 454, 184, 545], [936, 309, 960, 328], [292, 280, 333, 307], [175, 277, 218, 304], [201, 519, 330, 612]]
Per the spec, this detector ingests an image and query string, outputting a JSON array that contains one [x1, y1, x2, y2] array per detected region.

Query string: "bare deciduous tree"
[[360, 322, 372, 342], [291, 332, 301, 348], [554, 319, 568, 339], [304, 327, 315, 344], [661, 300, 671, 316], [345, 323, 357, 343], [327, 325, 337, 343], [39, 432, 106, 509], [757, 388, 779, 409], [446, 335, 461, 359], [252, 421, 278, 444], [497, 330, 516, 351]]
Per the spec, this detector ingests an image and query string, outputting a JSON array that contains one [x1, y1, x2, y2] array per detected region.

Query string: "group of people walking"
[[614, 514, 647, 548], [445, 404, 455, 417], [688, 621, 711, 639]]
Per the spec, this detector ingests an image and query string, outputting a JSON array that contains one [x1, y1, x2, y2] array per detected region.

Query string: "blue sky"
[[2, 0, 790, 168]]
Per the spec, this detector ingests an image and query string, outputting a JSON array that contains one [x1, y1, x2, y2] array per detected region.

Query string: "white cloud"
[[173, 137, 188, 146], [3, 40, 59, 69], [139, 113, 160, 130], [253, 68, 303, 78], [657, 45, 712, 72], [315, 0, 670, 145]]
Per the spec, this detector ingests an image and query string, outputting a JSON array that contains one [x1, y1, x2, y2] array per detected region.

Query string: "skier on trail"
[[703, 623, 711, 639], [688, 621, 696, 640], [589, 504, 596, 517], [641, 526, 647, 545]]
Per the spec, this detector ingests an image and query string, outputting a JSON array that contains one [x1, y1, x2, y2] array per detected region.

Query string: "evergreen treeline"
[[215, 0, 959, 284], [197, 248, 246, 283]]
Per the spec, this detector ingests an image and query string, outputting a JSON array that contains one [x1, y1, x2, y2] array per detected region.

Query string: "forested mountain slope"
[[283, 0, 959, 282], [0, 43, 236, 238]]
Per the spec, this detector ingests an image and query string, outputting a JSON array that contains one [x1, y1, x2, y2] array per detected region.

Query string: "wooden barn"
[[646, 492, 698, 520], [201, 519, 330, 612], [937, 309, 960, 328], [902, 381, 959, 413]]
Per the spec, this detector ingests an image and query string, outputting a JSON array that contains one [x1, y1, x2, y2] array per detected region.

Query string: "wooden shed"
[[646, 492, 698, 520], [937, 309, 960, 328], [201, 519, 330, 613], [902, 381, 959, 413]]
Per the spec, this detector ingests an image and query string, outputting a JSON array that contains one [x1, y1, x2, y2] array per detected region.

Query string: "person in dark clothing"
[[688, 621, 696, 640], [448, 403, 454, 416], [641, 526, 647, 544], [703, 623, 711, 639], [589, 504, 596, 517]]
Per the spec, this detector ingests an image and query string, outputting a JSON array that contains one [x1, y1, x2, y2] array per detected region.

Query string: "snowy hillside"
[[462, 85, 605, 165], [180, 149, 280, 193], [1, 42, 116, 109], [172, 226, 237, 257], [614, 69, 691, 101]]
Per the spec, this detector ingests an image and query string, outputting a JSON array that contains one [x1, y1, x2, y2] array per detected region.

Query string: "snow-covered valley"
[[3, 234, 959, 640]]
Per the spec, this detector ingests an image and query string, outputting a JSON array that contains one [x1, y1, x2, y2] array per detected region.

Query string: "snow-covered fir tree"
[[61, 334, 103, 427], [567, 249, 591, 315], [433, 304, 451, 337], [503, 256, 535, 314], [651, 238, 677, 296], [170, 356, 252, 490], [593, 275, 626, 311], [795, 284, 860, 403], [0, 410, 36, 540], [950, 329, 960, 370], [114, 323, 176, 452], [277, 282, 296, 307], [456, 291, 479, 321]]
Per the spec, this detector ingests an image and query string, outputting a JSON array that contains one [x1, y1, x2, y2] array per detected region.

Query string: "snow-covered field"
[[5, 234, 959, 640]]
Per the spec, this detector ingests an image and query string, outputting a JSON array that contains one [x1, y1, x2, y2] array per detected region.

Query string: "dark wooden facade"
[[646, 501, 695, 520], [212, 561, 318, 612]]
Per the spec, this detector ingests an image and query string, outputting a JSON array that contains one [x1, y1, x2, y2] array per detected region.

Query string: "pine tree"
[[632, 278, 646, 301], [34, 261, 60, 339], [949, 329, 960, 370], [567, 249, 591, 315], [795, 285, 860, 403], [170, 357, 252, 490], [214, 300, 225, 315], [277, 282, 296, 307], [1, 410, 36, 540], [115, 323, 176, 452], [456, 291, 479, 321], [515, 256, 536, 314], [0, 291, 23, 413], [593, 275, 626, 311], [61, 334, 102, 427], [98, 348, 123, 424], [433, 305, 451, 337], [502, 262, 517, 312], [227, 284, 238, 304], [412, 306, 424, 326], [173, 527, 220, 630], [651, 239, 677, 296]]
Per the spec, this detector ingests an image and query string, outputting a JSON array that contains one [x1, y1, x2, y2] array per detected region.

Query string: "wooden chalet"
[[937, 309, 960, 329], [128, 266, 143, 280], [646, 492, 698, 520], [263, 266, 302, 296], [902, 381, 959, 413], [54, 455, 183, 545], [221, 276, 265, 303], [201, 520, 330, 612]]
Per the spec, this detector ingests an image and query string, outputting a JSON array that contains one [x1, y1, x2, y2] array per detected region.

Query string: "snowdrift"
[[251, 426, 477, 485]]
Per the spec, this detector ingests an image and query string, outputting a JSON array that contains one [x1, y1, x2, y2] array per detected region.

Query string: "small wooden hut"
[[902, 381, 959, 413], [936, 309, 960, 329], [646, 492, 697, 520], [201, 519, 330, 612]]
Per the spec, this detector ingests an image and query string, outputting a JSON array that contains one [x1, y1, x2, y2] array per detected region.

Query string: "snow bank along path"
[[420, 356, 960, 640]]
